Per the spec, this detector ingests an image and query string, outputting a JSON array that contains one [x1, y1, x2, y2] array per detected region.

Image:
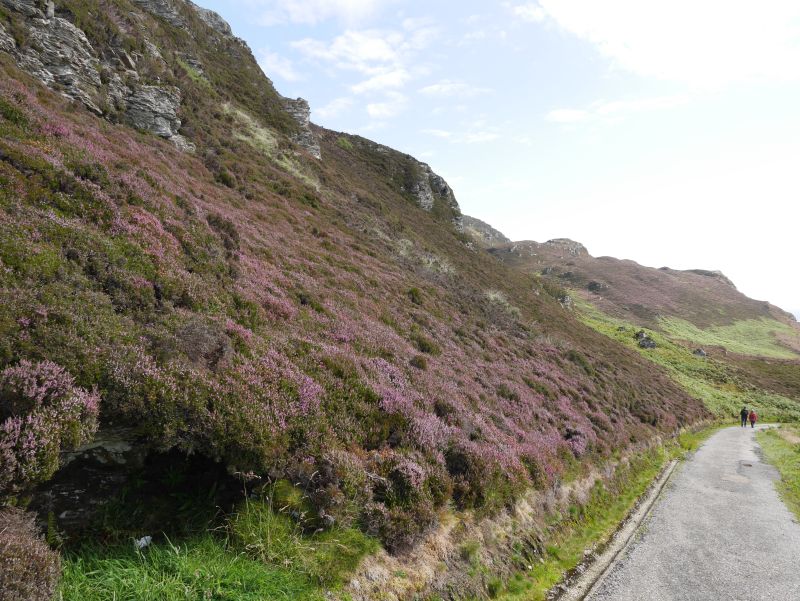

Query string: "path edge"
[[554, 457, 680, 601]]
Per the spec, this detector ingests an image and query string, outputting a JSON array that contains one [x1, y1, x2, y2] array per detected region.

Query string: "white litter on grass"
[[134, 535, 152, 550]]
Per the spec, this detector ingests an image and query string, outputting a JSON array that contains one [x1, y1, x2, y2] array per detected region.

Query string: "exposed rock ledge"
[[282, 97, 322, 159]]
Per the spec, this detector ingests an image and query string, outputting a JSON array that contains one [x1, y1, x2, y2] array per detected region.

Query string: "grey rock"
[[20, 16, 103, 113], [461, 215, 511, 248], [131, 0, 186, 29], [693, 348, 707, 357], [123, 84, 182, 139], [410, 161, 461, 227], [638, 337, 656, 349], [282, 97, 321, 159], [545, 238, 589, 257], [188, 1, 232, 36], [0, 22, 15, 53], [0, 0, 41, 18]]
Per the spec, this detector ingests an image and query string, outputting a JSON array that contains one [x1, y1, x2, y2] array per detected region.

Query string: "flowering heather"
[[0, 361, 99, 498], [0, 56, 709, 548]]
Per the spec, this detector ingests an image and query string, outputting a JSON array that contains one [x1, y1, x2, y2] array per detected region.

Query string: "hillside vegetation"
[[0, 1, 716, 598]]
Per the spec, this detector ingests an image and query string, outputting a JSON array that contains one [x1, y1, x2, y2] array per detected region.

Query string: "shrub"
[[0, 508, 61, 601], [409, 355, 427, 370], [407, 287, 423, 305], [0, 360, 99, 498]]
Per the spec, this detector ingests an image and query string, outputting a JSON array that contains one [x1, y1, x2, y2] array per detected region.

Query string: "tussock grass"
[[757, 425, 800, 519]]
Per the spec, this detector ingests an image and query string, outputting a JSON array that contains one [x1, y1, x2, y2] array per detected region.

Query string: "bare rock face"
[[123, 85, 181, 138], [130, 0, 186, 29], [0, 22, 15, 53], [410, 162, 462, 227], [12, 14, 103, 113], [188, 1, 232, 36], [282, 97, 321, 159], [1, 0, 40, 17], [462, 216, 511, 248]]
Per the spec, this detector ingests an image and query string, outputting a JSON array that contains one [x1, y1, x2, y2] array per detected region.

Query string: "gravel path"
[[586, 425, 800, 601]]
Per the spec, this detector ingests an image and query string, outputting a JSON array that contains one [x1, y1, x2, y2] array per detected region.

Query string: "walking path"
[[586, 425, 800, 601]]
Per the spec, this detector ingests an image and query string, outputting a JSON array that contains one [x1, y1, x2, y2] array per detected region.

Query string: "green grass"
[[575, 299, 800, 421], [757, 425, 800, 519], [59, 535, 325, 601], [59, 494, 378, 600], [658, 316, 800, 360]]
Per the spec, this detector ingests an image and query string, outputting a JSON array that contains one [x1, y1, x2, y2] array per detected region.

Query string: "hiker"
[[749, 409, 758, 428], [740, 406, 749, 427]]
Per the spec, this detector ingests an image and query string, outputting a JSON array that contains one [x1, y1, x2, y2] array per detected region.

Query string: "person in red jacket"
[[749, 410, 758, 428]]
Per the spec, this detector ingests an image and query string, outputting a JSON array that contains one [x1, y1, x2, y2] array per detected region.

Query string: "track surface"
[[587, 425, 800, 601]]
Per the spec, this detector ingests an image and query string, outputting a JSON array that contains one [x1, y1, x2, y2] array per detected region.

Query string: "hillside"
[[0, 2, 750, 600], [461, 219, 800, 424]]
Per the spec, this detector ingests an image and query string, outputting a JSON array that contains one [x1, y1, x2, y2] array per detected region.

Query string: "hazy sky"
[[199, 0, 800, 318]]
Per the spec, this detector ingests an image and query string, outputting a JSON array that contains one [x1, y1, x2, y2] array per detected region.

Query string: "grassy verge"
[[58, 483, 378, 601], [59, 535, 325, 601], [495, 426, 718, 600], [757, 425, 800, 519], [575, 298, 800, 421]]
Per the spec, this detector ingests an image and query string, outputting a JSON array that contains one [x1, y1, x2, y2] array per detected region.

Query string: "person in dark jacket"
[[740, 407, 749, 427], [749, 410, 758, 428]]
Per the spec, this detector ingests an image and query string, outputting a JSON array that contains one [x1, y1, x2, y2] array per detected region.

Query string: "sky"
[[198, 0, 800, 319]]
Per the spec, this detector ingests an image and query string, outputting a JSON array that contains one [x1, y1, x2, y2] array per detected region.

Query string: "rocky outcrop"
[[462, 215, 511, 248], [282, 97, 321, 159], [0, 22, 15, 53], [0, 0, 196, 150], [131, 0, 186, 29], [123, 85, 181, 138], [9, 11, 103, 113], [544, 238, 589, 257], [408, 161, 461, 227], [189, 1, 232, 36]]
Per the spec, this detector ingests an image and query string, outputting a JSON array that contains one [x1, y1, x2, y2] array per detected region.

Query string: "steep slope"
[[0, 2, 714, 599]]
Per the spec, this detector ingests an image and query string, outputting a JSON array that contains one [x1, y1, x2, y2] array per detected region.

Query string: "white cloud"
[[547, 95, 688, 123], [546, 108, 588, 123], [419, 79, 492, 97], [315, 97, 353, 119], [528, 0, 800, 87], [293, 23, 436, 121], [352, 69, 410, 93], [256, 0, 388, 26], [421, 128, 453, 138], [366, 92, 407, 118], [510, 2, 546, 22], [292, 30, 402, 74], [422, 125, 501, 144], [258, 50, 302, 82]]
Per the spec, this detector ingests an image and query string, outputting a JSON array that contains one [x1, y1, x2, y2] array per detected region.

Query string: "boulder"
[[638, 337, 657, 349]]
